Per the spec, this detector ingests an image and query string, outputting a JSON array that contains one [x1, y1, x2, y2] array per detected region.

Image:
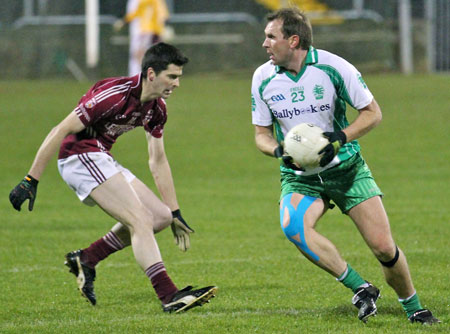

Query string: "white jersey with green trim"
[[251, 47, 373, 174]]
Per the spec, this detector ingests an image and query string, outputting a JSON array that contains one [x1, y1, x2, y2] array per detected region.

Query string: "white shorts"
[[57, 152, 136, 206]]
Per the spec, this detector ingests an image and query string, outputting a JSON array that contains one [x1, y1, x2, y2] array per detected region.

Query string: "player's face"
[[153, 64, 183, 99], [262, 19, 292, 67]]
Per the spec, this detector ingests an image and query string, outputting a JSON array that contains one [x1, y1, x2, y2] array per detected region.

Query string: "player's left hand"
[[319, 131, 347, 167], [171, 210, 194, 252], [9, 175, 39, 211]]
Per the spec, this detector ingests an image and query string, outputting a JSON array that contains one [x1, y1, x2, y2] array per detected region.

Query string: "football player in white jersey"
[[252, 7, 439, 324]]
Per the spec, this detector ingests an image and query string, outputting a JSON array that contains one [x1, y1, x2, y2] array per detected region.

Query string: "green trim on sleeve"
[[313, 64, 354, 108], [258, 73, 277, 101], [272, 117, 284, 143]]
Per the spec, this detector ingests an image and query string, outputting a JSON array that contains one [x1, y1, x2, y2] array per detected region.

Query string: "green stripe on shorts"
[[280, 153, 383, 213]]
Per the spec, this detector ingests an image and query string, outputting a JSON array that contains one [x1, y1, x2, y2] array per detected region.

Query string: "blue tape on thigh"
[[280, 194, 320, 261]]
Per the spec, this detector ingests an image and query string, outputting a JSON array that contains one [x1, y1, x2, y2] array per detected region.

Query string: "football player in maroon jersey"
[[9, 42, 217, 313]]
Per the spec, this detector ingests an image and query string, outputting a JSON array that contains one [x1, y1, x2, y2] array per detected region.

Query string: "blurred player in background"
[[114, 0, 170, 76], [251, 7, 439, 324], [9, 42, 217, 313]]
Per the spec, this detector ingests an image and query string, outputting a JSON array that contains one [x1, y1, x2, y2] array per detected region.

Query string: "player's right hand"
[[9, 175, 39, 211], [274, 145, 305, 171]]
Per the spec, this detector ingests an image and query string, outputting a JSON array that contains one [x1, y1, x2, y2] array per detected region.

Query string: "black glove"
[[171, 209, 194, 252], [9, 175, 39, 211], [319, 131, 347, 167], [274, 145, 304, 171]]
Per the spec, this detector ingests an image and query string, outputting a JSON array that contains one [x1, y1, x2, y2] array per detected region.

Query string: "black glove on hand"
[[9, 175, 39, 211], [171, 209, 194, 252], [319, 131, 347, 167], [274, 145, 304, 171]]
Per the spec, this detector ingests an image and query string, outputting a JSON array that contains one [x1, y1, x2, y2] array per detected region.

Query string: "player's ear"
[[146, 67, 156, 81], [288, 35, 300, 49]]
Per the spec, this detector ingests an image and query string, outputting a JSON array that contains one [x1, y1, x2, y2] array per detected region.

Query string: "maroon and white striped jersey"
[[59, 74, 167, 159]]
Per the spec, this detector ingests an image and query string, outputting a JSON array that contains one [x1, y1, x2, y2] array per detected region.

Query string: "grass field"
[[1, 73, 449, 333]]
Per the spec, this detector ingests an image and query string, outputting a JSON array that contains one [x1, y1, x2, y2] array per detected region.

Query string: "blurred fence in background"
[[0, 0, 448, 80]]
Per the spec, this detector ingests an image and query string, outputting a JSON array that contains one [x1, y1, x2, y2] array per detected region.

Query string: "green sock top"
[[399, 293, 423, 318], [338, 264, 366, 293]]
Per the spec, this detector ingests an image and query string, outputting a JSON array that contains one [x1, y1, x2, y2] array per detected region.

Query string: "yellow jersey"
[[124, 0, 169, 35]]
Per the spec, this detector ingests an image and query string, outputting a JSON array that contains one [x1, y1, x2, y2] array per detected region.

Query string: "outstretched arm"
[[10, 111, 85, 211]]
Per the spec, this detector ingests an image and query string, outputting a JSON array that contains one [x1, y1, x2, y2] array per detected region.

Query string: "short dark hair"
[[141, 42, 189, 77], [266, 8, 312, 50]]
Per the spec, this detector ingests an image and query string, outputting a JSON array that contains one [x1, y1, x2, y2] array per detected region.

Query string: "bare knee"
[[161, 206, 172, 225], [371, 240, 397, 262], [151, 206, 172, 233], [280, 196, 320, 262]]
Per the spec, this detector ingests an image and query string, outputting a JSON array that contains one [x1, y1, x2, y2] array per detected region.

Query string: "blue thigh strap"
[[280, 193, 320, 261]]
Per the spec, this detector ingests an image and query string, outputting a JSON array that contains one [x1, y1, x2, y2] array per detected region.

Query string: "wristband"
[[25, 174, 39, 186]]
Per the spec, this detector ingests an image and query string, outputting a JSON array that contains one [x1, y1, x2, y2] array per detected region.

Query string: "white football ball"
[[284, 123, 328, 169]]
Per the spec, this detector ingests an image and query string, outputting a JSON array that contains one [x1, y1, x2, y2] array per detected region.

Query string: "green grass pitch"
[[0, 73, 449, 333]]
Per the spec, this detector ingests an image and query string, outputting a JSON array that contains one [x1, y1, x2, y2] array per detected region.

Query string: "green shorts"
[[280, 153, 383, 213]]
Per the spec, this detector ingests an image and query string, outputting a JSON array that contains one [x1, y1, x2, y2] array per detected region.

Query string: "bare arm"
[[147, 133, 193, 251], [254, 124, 279, 157], [342, 98, 382, 142], [28, 111, 85, 180], [146, 132, 179, 211]]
